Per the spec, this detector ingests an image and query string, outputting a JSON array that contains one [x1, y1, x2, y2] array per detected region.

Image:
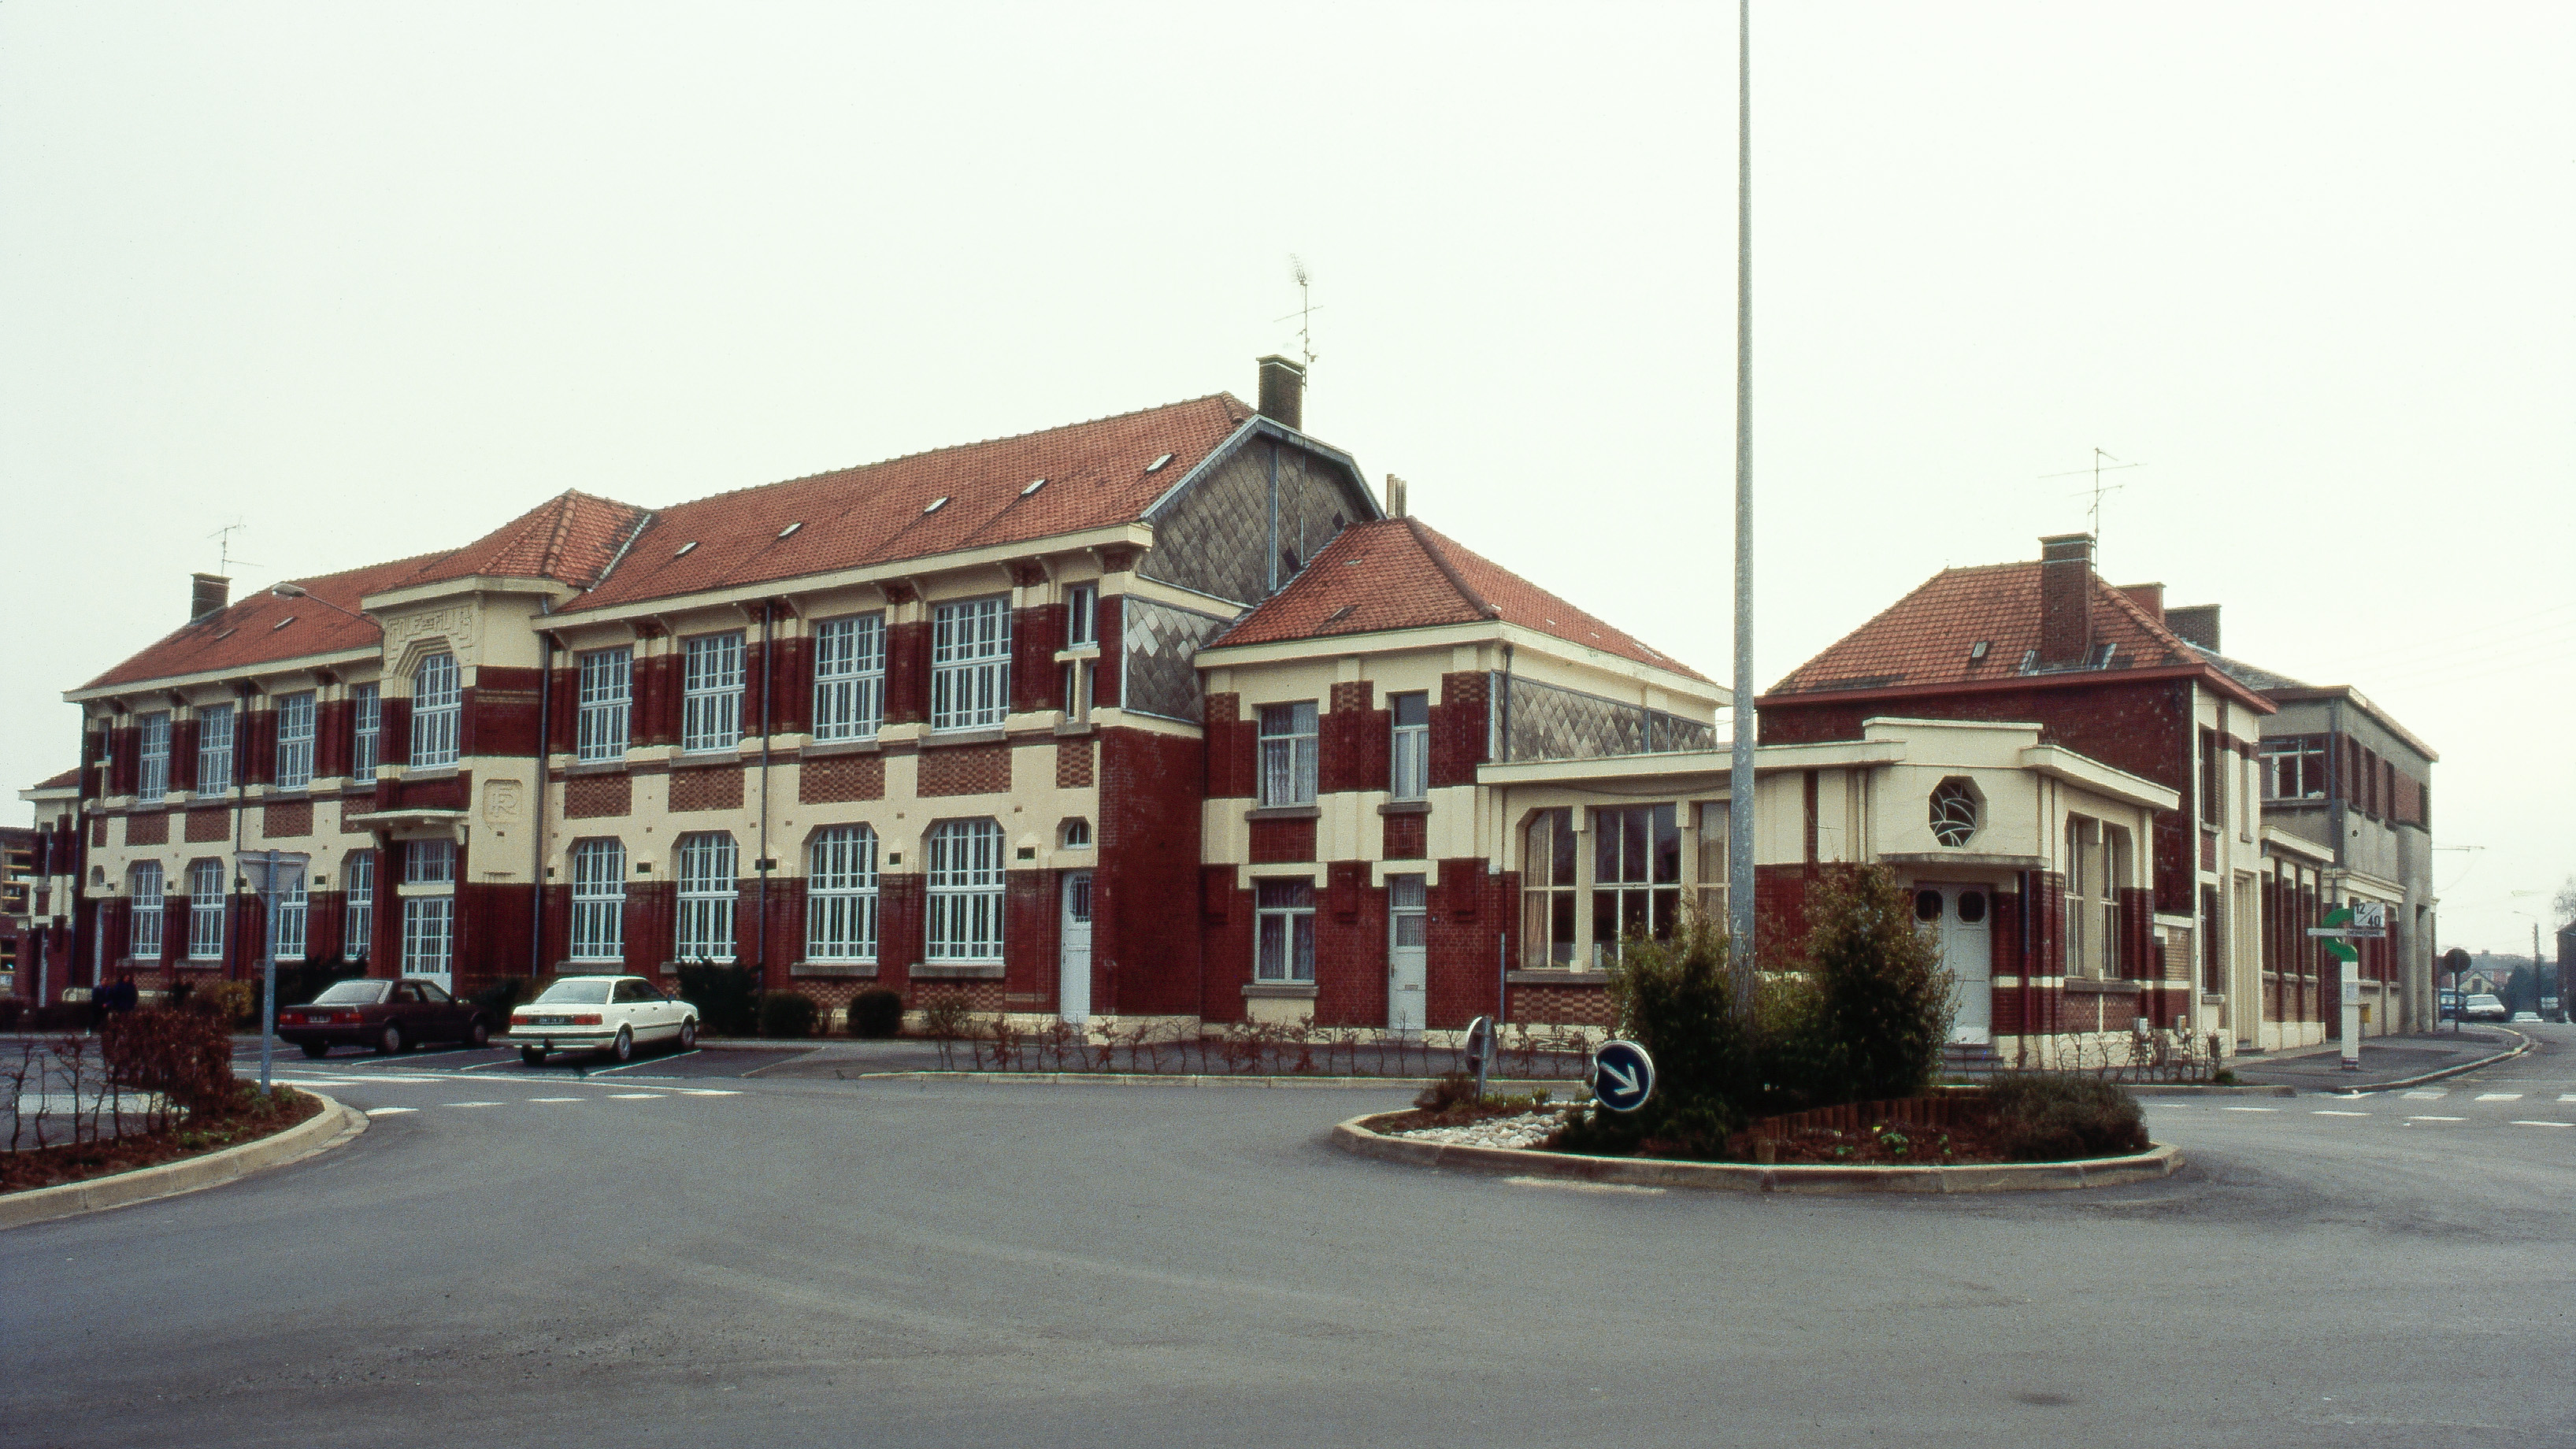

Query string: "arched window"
[[411, 654, 461, 768], [570, 839, 627, 963], [1929, 778, 1980, 847], [925, 819, 1004, 962], [128, 862, 165, 960], [806, 825, 880, 962], [1059, 818, 1092, 850], [675, 833, 738, 962]]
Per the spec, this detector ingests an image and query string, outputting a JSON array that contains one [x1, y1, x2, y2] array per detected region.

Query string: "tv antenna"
[[2041, 449, 2144, 542], [206, 519, 261, 576], [1274, 256, 1321, 372]]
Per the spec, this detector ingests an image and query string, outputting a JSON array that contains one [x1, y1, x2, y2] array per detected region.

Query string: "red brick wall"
[[546, 658, 580, 754], [1055, 739, 1094, 789], [314, 698, 352, 780], [1382, 812, 1425, 860], [378, 697, 411, 772], [669, 765, 745, 813], [461, 666, 544, 760], [1321, 681, 1388, 795], [1098, 727, 1203, 1015], [127, 812, 169, 847], [632, 650, 678, 748], [1429, 672, 1489, 788], [394, 772, 469, 812], [884, 620, 929, 725], [185, 809, 228, 844], [623, 880, 674, 974], [565, 774, 632, 818], [878, 876, 925, 985], [243, 708, 276, 788], [1314, 861, 1385, 1028], [919, 743, 1010, 797], [109, 723, 137, 797], [262, 800, 313, 838], [1199, 868, 1249, 1022], [1249, 818, 1314, 862], [170, 717, 199, 795], [799, 754, 884, 803], [1011, 604, 1062, 714], [1095, 595, 1123, 713], [1426, 860, 1507, 1028], [1508, 982, 1614, 1025], [1203, 692, 1254, 799], [769, 633, 812, 737], [1004, 869, 1061, 1005]]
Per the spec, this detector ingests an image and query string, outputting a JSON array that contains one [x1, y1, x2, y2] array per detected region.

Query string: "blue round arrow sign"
[[1591, 1040, 1655, 1114]]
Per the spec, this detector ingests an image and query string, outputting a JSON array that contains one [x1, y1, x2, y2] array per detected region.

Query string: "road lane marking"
[[2407, 1115, 2467, 1122], [528, 1097, 585, 1103], [2510, 1120, 2574, 1128], [363, 1106, 416, 1117], [2560, 1093, 2576, 1103], [2475, 1093, 2523, 1102], [443, 1102, 505, 1108], [2222, 1106, 2280, 1113], [607, 1092, 665, 1099], [673, 1088, 741, 1096], [2402, 1090, 2448, 1099], [2311, 1110, 2370, 1117]]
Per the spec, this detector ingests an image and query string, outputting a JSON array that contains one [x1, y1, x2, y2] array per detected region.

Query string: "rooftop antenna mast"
[[206, 519, 260, 576], [1277, 256, 1320, 372], [2040, 448, 2144, 546]]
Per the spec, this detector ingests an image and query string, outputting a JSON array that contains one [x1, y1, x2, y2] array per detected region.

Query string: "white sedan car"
[[509, 975, 698, 1065]]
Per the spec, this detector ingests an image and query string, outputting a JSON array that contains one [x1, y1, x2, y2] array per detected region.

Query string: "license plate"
[[533, 1015, 572, 1025]]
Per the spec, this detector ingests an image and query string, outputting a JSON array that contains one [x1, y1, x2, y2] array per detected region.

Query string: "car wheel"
[[676, 1018, 698, 1051], [610, 1025, 634, 1063], [299, 1041, 330, 1060], [520, 1046, 547, 1067], [465, 1017, 490, 1049], [376, 1025, 404, 1055]]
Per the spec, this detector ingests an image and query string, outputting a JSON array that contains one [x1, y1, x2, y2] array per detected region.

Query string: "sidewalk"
[[2227, 1029, 2522, 1091]]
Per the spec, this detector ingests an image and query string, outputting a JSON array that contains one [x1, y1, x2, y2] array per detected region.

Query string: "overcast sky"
[[4, 4, 2569, 955]]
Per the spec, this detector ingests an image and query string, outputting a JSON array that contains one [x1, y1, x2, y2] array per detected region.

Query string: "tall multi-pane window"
[[412, 654, 461, 768], [1522, 808, 1577, 968], [2260, 736, 2326, 801], [405, 838, 456, 884], [1591, 804, 1681, 967], [810, 615, 886, 742], [930, 598, 1012, 731], [402, 898, 453, 976], [576, 647, 632, 762], [682, 633, 745, 753], [128, 862, 165, 959], [2065, 816, 2093, 978], [1064, 584, 1098, 649], [350, 684, 381, 778], [925, 819, 1004, 962], [675, 833, 739, 962], [806, 825, 880, 962], [342, 850, 374, 958], [271, 872, 308, 962], [1255, 880, 1318, 983], [2100, 825, 2129, 977], [1389, 692, 1429, 801], [187, 859, 226, 960], [275, 692, 317, 790], [569, 839, 627, 963], [197, 703, 236, 796], [1258, 702, 1319, 806], [137, 712, 171, 802]]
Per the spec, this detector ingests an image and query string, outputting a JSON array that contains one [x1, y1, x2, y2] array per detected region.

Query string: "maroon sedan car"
[[276, 977, 492, 1058]]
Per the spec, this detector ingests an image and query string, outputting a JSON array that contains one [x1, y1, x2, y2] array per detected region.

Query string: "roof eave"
[[1197, 617, 1728, 703], [1760, 662, 2276, 717], [69, 646, 385, 705]]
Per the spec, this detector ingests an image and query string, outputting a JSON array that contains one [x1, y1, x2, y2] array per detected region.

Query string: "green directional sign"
[[2318, 905, 2358, 964]]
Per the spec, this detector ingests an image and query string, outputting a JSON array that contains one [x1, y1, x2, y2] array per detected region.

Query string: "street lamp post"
[[1724, 0, 1759, 1018]]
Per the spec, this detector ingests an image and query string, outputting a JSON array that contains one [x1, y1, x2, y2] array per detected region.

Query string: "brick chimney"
[[191, 573, 231, 621], [2165, 604, 2221, 652], [1256, 355, 1304, 432], [2118, 582, 2165, 623], [2037, 534, 2095, 666], [1384, 474, 1409, 518]]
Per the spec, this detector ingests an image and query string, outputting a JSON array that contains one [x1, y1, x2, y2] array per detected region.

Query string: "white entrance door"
[[1914, 884, 1992, 1044], [1059, 872, 1093, 1025], [1388, 874, 1427, 1036]]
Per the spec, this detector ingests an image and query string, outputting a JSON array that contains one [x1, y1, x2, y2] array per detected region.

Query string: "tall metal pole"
[[1725, 0, 1759, 1016]]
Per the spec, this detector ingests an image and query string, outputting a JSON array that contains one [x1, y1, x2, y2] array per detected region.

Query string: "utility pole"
[[1725, 0, 1759, 1018]]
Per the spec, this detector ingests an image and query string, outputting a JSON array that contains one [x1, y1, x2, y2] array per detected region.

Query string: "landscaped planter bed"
[[2, 1088, 323, 1195]]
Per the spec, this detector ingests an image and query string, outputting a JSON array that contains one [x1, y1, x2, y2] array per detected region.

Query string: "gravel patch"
[[1390, 1110, 1571, 1150]]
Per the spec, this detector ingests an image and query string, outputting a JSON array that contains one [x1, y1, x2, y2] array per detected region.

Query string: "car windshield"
[[311, 980, 390, 1006], [535, 978, 618, 1004]]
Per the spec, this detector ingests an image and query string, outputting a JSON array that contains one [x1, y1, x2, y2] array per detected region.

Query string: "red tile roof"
[[556, 395, 1259, 616], [28, 767, 81, 791], [1763, 560, 2268, 709], [1208, 518, 1711, 681], [80, 492, 649, 693]]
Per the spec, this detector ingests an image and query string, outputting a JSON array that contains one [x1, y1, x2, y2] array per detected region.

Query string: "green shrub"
[[1801, 865, 1955, 1104], [102, 1007, 241, 1117], [195, 980, 258, 1029], [1985, 1073, 2149, 1161], [758, 991, 819, 1040], [1555, 910, 1758, 1158], [920, 991, 972, 1040], [673, 959, 760, 1037], [847, 988, 904, 1039]]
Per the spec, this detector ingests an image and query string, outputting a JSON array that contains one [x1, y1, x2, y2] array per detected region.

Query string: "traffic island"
[[0, 1089, 364, 1230], [1332, 1110, 2184, 1194]]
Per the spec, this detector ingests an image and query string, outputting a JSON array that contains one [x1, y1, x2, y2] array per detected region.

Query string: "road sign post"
[[1589, 1040, 1656, 1114], [2306, 903, 2385, 1071], [235, 850, 311, 1095], [1462, 1015, 1494, 1103]]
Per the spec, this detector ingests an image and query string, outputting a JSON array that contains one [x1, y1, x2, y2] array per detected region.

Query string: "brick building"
[[9, 770, 81, 1005]]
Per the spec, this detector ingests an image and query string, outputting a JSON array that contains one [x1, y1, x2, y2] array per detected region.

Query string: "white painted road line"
[[2475, 1093, 2523, 1102], [528, 1097, 585, 1103], [363, 1106, 416, 1117], [673, 1088, 741, 1096], [2560, 1093, 2576, 1103], [2312, 1110, 2370, 1117], [444, 1102, 505, 1109], [2402, 1090, 2448, 1099], [2407, 1115, 2467, 1122], [2510, 1120, 2575, 1129], [607, 1092, 665, 1100], [2222, 1106, 2280, 1113]]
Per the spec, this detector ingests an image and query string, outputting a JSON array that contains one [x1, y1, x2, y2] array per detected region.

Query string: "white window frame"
[[576, 647, 632, 762], [810, 615, 886, 742], [342, 850, 374, 958], [350, 684, 381, 778], [925, 819, 1004, 962], [2066, 816, 2093, 979], [570, 839, 627, 963], [1259, 702, 1319, 806], [275, 691, 317, 791], [1388, 873, 1427, 953], [1255, 879, 1317, 984], [401, 897, 453, 976], [129, 862, 165, 959], [196, 702, 235, 797], [137, 712, 170, 803], [806, 825, 880, 962], [405, 839, 456, 885], [187, 859, 225, 961], [1390, 691, 1429, 802], [411, 654, 461, 768], [1064, 584, 1098, 649], [271, 872, 308, 962], [930, 598, 1012, 732], [675, 832, 738, 962], [682, 632, 746, 754]]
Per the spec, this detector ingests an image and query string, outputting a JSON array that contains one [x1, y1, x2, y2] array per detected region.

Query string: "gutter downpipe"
[[758, 602, 775, 985], [231, 682, 252, 985], [2018, 867, 2033, 1070], [532, 627, 554, 980]]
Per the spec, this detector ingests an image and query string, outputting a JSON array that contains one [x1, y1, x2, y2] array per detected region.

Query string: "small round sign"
[[1462, 1014, 1495, 1067], [1590, 1040, 1655, 1114]]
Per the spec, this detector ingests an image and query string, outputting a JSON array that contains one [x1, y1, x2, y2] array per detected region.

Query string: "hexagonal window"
[[1929, 777, 1981, 847]]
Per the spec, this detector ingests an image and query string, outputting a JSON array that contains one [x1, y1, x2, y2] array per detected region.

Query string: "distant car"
[[2463, 993, 2510, 1023], [508, 975, 697, 1065], [277, 977, 491, 1057], [2509, 1011, 2543, 1025]]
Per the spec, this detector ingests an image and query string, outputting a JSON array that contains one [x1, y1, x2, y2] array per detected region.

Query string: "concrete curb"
[[847, 1071, 1574, 1091], [0, 1090, 365, 1231], [2331, 1029, 2533, 1095], [1331, 1113, 2183, 1194], [2127, 1083, 2296, 1098]]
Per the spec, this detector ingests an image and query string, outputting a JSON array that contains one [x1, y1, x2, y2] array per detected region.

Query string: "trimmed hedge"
[[758, 991, 819, 1040], [1985, 1073, 2149, 1162], [847, 988, 904, 1040]]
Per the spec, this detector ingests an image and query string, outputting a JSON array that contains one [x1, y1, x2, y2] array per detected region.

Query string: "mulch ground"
[[1721, 1118, 2013, 1166], [0, 1090, 323, 1195]]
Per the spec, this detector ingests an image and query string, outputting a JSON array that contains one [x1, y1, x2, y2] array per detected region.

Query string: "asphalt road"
[[4, 1031, 2574, 1447]]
